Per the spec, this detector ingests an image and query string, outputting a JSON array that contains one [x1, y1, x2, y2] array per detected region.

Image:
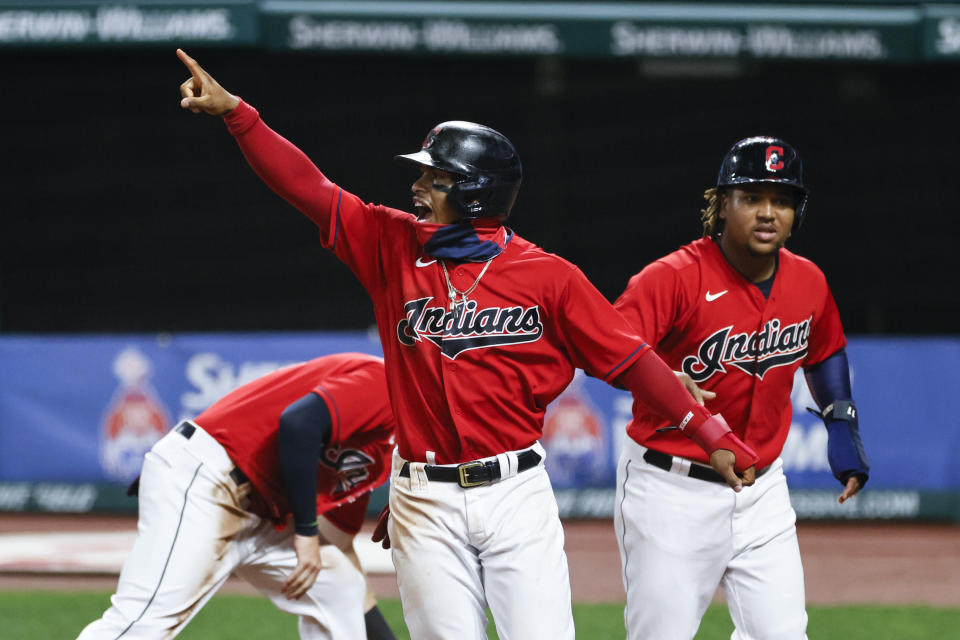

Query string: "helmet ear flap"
[[445, 176, 487, 217], [793, 190, 809, 230]]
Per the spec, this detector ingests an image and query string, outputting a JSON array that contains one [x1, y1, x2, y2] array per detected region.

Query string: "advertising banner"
[[544, 338, 960, 492], [0, 1, 258, 46], [2, 1, 949, 63], [1, 334, 958, 518], [260, 1, 920, 61], [0, 332, 380, 484]]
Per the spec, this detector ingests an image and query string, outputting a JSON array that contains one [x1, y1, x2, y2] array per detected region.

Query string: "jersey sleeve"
[[311, 358, 394, 446], [224, 100, 394, 293], [804, 272, 847, 366], [320, 188, 411, 293], [555, 267, 651, 383], [613, 260, 687, 348]]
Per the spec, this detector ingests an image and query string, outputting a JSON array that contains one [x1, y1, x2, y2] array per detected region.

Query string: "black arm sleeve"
[[804, 348, 852, 408], [277, 392, 333, 537]]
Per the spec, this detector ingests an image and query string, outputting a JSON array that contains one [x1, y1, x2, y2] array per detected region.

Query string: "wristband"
[[294, 520, 319, 537]]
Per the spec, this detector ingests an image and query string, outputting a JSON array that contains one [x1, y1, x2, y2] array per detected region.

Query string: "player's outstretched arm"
[[175, 49, 336, 227], [177, 49, 239, 115], [616, 350, 758, 491]]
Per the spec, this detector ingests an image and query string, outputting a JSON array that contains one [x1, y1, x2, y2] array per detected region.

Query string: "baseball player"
[[77, 352, 398, 640], [174, 49, 758, 639], [613, 137, 870, 639]]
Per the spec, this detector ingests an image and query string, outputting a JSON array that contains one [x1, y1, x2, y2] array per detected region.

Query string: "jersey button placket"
[[744, 307, 773, 445], [446, 362, 462, 415]]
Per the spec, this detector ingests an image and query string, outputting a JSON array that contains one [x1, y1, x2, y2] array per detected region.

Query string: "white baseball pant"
[[77, 423, 366, 640], [615, 437, 808, 640], [388, 443, 575, 640]]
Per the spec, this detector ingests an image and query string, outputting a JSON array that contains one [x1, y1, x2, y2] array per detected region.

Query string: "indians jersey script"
[[316, 190, 647, 464], [614, 238, 845, 468], [195, 353, 395, 532]]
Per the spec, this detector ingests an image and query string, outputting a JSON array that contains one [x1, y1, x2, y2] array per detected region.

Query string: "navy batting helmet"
[[396, 121, 522, 220], [717, 136, 808, 228]]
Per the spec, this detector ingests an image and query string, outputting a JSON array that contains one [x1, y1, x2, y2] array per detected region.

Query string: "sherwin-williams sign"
[[11, 0, 960, 63], [0, 334, 957, 518], [0, 1, 258, 45], [0, 1, 924, 61], [260, 2, 920, 60]]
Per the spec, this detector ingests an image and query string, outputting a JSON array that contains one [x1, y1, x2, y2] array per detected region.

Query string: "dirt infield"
[[1, 514, 958, 606]]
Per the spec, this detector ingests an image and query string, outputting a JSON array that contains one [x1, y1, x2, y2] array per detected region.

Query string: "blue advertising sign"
[[0, 332, 380, 483], [1, 334, 958, 493], [545, 337, 960, 491]]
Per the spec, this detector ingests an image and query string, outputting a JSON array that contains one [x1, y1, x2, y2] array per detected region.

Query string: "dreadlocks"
[[700, 187, 724, 238]]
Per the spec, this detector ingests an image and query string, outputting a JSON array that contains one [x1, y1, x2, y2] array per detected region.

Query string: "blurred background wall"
[[2, 0, 958, 334]]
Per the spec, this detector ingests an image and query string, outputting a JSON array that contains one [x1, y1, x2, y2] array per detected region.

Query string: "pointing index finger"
[[176, 48, 205, 79]]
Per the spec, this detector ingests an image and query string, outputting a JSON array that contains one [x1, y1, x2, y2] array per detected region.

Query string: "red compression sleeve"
[[615, 349, 709, 428], [222, 100, 337, 228], [616, 351, 759, 472]]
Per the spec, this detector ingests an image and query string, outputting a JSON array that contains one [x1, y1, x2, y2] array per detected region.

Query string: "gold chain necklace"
[[439, 258, 493, 311]]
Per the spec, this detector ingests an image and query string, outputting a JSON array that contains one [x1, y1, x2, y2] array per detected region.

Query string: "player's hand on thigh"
[[709, 449, 755, 491], [283, 534, 323, 599], [674, 371, 716, 405], [176, 48, 240, 116]]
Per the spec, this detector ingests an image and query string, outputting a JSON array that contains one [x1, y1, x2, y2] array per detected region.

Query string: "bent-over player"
[[174, 49, 759, 640], [77, 353, 398, 640], [613, 137, 870, 640]]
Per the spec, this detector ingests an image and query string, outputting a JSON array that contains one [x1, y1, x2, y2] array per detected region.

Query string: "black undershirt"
[[753, 268, 776, 298], [715, 239, 779, 298]]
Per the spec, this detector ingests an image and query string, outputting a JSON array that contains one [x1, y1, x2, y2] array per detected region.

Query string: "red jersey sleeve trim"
[[331, 188, 342, 252], [603, 342, 650, 381], [311, 387, 341, 444]]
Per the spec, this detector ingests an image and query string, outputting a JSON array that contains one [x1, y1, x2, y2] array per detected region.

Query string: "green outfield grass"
[[3, 591, 958, 639]]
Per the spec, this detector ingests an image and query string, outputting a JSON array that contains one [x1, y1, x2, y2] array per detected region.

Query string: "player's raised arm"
[[177, 48, 239, 115], [175, 49, 337, 228]]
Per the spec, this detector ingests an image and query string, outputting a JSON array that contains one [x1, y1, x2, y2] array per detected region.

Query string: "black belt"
[[175, 422, 249, 486], [399, 449, 542, 488], [642, 448, 768, 484]]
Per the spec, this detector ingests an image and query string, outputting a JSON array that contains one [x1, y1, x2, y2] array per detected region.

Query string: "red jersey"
[[225, 102, 649, 464], [195, 353, 395, 532], [614, 238, 845, 468]]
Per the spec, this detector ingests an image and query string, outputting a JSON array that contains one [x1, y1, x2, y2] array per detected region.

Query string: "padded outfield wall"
[[0, 333, 955, 521]]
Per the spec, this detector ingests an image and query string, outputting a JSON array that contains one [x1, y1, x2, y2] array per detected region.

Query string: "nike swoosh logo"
[[415, 258, 437, 268], [705, 290, 728, 302]]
